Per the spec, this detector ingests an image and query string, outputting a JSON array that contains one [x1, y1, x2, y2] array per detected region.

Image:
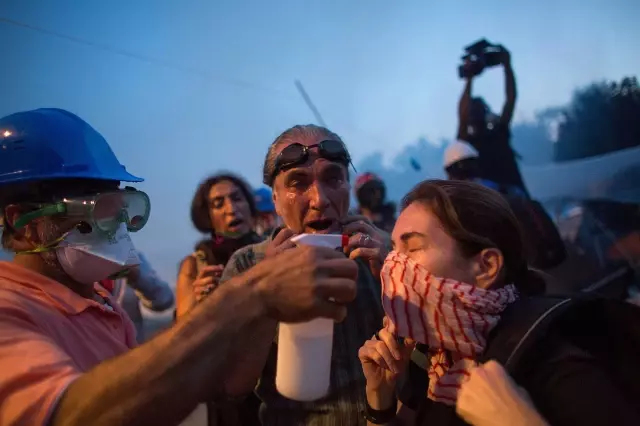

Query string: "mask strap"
[[14, 228, 75, 255]]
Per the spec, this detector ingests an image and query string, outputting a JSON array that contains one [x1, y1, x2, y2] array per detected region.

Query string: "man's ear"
[[4, 204, 40, 246], [272, 187, 287, 220], [4, 205, 21, 230], [473, 247, 504, 290]]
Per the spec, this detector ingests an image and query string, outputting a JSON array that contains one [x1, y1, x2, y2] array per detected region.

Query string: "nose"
[[224, 197, 241, 217], [308, 181, 330, 211]]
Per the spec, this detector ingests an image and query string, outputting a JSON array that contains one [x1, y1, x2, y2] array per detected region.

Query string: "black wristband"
[[363, 398, 397, 424]]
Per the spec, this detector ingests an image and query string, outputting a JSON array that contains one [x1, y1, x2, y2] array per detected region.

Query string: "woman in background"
[[177, 173, 261, 426], [176, 173, 260, 319]]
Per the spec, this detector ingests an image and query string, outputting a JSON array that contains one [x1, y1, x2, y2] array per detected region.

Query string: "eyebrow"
[[282, 168, 312, 181], [399, 232, 427, 243], [209, 189, 241, 201]]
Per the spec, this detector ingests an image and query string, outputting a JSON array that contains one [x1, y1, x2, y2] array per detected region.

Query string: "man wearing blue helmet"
[[0, 109, 359, 426]]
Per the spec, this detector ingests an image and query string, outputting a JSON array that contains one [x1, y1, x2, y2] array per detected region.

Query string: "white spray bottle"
[[275, 233, 348, 401]]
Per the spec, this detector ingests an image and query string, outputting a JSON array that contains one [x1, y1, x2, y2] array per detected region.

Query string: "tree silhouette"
[[554, 76, 640, 162]]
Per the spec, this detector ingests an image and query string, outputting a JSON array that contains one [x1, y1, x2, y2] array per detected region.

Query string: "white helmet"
[[443, 140, 480, 169]]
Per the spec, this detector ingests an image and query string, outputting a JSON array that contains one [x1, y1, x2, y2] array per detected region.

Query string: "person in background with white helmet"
[[457, 45, 529, 197], [443, 140, 527, 198], [443, 140, 482, 181], [254, 187, 281, 238], [0, 108, 359, 426], [444, 140, 566, 270], [354, 172, 396, 233]]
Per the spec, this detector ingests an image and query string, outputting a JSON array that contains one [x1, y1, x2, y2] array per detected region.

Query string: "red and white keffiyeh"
[[380, 251, 518, 405]]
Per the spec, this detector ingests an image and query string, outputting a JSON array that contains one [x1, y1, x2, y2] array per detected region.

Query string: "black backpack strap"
[[480, 296, 577, 373]]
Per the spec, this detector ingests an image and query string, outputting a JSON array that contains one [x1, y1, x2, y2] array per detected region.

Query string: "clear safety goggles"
[[13, 187, 151, 236]]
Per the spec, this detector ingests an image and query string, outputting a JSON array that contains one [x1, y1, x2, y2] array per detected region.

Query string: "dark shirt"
[[400, 332, 639, 426], [220, 237, 384, 426], [466, 123, 527, 192]]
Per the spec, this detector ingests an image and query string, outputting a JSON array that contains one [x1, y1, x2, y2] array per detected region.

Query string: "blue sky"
[[1, 0, 638, 282]]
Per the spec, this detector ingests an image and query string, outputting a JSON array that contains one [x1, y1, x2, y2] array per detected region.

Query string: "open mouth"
[[305, 219, 335, 233], [228, 218, 244, 228]]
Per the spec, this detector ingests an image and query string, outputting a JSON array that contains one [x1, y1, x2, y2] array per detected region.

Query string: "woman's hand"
[[192, 264, 224, 302], [456, 360, 549, 426], [358, 320, 415, 408]]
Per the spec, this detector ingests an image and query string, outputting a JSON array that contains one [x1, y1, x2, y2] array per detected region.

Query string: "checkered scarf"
[[381, 251, 518, 405]]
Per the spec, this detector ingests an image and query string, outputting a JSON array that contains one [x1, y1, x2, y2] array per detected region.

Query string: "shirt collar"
[[0, 261, 118, 315]]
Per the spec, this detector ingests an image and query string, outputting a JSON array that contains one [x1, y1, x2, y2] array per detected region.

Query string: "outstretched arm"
[[457, 76, 473, 140], [52, 271, 266, 426], [500, 47, 517, 127]]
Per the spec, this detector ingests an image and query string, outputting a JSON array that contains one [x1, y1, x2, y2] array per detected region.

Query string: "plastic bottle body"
[[274, 233, 346, 401], [276, 318, 334, 401]]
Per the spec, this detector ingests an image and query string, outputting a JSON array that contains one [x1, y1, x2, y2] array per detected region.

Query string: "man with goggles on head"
[[219, 124, 390, 426], [0, 109, 359, 426]]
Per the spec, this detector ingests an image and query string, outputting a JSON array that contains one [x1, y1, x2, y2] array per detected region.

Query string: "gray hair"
[[262, 124, 344, 186]]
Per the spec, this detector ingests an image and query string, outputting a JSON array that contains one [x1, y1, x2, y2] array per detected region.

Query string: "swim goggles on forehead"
[[13, 188, 151, 235], [263, 139, 356, 186]]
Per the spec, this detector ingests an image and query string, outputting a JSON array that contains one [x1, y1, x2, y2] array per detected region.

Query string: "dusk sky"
[[1, 0, 638, 282]]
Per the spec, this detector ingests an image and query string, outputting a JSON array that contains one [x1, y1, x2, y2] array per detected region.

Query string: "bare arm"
[[175, 257, 197, 319], [219, 249, 277, 397], [457, 77, 473, 140], [500, 51, 517, 127], [51, 271, 265, 426]]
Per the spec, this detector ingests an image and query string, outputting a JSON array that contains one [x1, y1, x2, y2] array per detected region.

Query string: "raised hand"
[[193, 265, 225, 301], [359, 321, 415, 401]]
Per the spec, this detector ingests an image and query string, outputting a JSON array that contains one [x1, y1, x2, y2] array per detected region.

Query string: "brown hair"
[[191, 172, 257, 234], [402, 179, 545, 295], [262, 124, 345, 186]]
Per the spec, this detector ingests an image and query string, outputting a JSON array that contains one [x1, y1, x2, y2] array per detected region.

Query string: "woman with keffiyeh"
[[357, 180, 638, 426]]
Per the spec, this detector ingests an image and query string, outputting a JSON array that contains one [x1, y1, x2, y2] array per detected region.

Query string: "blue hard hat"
[[0, 108, 142, 185], [254, 187, 274, 213]]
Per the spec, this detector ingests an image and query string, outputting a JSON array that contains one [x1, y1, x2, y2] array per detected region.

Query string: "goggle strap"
[[13, 203, 66, 230]]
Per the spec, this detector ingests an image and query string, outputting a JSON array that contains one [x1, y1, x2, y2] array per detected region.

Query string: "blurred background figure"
[[353, 172, 396, 233], [444, 140, 527, 198], [175, 173, 262, 426], [101, 252, 174, 342], [253, 187, 280, 238], [444, 139, 481, 181], [443, 139, 566, 271], [176, 173, 260, 320], [457, 40, 527, 198]]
